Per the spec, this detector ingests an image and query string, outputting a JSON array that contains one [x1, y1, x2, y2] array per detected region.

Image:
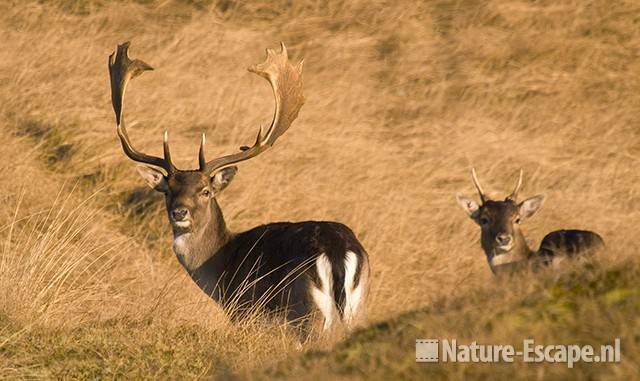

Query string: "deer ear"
[[211, 166, 238, 194], [519, 194, 545, 220], [456, 194, 480, 218], [136, 166, 168, 193]]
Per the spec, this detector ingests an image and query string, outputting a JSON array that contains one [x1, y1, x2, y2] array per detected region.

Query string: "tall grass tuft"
[[0, 189, 126, 330]]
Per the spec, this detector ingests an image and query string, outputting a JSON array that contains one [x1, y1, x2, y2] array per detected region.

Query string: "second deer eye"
[[201, 189, 211, 198], [480, 217, 490, 225]]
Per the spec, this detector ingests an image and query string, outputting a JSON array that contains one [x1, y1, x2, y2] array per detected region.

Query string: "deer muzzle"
[[494, 233, 514, 253], [170, 207, 192, 230]]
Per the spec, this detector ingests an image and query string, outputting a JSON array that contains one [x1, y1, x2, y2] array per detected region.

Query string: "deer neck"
[[172, 200, 231, 273]]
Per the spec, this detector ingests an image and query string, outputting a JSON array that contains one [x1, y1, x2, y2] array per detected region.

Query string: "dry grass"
[[0, 0, 638, 379]]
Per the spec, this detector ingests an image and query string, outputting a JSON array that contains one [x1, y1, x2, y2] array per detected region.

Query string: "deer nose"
[[496, 233, 512, 246], [171, 207, 189, 221]]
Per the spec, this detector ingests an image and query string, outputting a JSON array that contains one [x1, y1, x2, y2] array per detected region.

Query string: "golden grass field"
[[0, 0, 639, 379]]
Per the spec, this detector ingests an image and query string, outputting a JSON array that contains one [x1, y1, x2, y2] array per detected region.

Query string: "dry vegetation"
[[0, 0, 639, 379]]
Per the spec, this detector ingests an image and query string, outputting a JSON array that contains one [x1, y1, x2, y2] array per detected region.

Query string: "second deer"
[[456, 169, 604, 275]]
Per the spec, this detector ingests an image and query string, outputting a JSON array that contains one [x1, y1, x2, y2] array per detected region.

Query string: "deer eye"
[[201, 189, 211, 198], [515, 217, 521, 224], [479, 217, 490, 225]]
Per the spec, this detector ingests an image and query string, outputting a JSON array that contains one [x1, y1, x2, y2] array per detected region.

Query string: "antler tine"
[[198, 133, 207, 170], [471, 167, 488, 204], [507, 169, 524, 201], [203, 42, 305, 174], [163, 130, 174, 169], [109, 41, 177, 174]]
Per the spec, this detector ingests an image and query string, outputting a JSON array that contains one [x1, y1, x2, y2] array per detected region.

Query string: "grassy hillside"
[[261, 262, 640, 380], [0, 0, 638, 379]]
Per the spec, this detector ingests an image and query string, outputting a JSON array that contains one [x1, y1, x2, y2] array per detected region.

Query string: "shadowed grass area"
[[1, 320, 219, 379], [260, 261, 639, 380]]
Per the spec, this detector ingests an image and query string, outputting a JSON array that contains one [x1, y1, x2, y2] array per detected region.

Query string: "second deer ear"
[[211, 166, 238, 194], [519, 194, 546, 220], [456, 194, 480, 218], [136, 166, 168, 193]]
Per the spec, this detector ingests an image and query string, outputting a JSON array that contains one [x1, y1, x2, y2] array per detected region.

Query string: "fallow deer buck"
[[108, 42, 370, 333], [456, 169, 604, 275]]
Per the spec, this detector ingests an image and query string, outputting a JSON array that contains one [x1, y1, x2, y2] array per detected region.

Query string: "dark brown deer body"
[[456, 169, 603, 275], [108, 42, 370, 332]]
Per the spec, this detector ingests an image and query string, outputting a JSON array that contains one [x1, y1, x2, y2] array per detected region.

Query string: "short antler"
[[507, 169, 524, 201], [200, 42, 305, 173], [471, 167, 488, 204], [109, 42, 177, 174]]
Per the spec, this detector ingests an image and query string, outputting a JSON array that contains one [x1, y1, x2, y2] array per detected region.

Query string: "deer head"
[[456, 168, 546, 270], [108, 42, 305, 240]]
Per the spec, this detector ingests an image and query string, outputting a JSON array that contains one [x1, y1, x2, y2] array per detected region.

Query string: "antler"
[[506, 169, 524, 201], [109, 42, 177, 174], [200, 42, 305, 173], [471, 167, 488, 204]]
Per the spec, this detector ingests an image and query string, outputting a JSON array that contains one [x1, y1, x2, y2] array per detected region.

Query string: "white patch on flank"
[[343, 251, 363, 327], [310, 254, 338, 330]]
